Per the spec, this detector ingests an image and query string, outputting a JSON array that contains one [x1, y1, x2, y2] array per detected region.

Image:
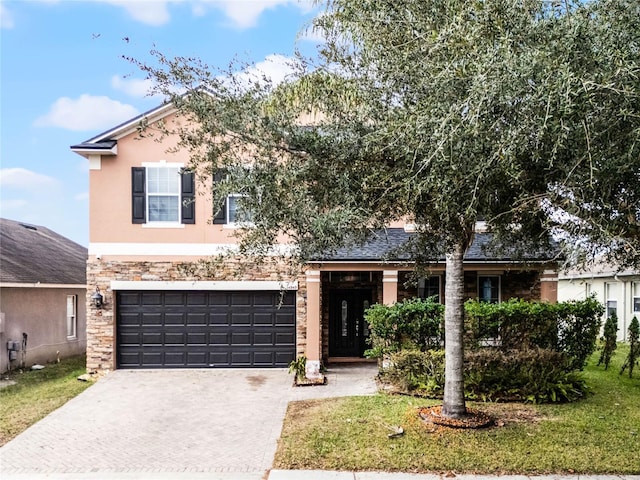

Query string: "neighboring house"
[[559, 262, 640, 342], [71, 103, 559, 378], [0, 218, 87, 373]]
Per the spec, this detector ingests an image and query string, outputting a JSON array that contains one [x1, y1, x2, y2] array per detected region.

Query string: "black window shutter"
[[181, 171, 195, 224], [212, 169, 227, 224], [131, 167, 146, 224]]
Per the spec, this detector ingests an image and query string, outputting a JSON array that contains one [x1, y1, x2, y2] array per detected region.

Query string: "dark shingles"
[[316, 228, 558, 263], [0, 218, 87, 285]]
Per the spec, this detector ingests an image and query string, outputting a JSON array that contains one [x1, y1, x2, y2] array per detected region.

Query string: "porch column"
[[540, 269, 558, 303], [305, 270, 322, 379], [383, 270, 399, 305]]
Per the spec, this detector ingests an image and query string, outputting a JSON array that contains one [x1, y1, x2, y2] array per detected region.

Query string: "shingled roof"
[[0, 218, 87, 285], [317, 228, 558, 263]]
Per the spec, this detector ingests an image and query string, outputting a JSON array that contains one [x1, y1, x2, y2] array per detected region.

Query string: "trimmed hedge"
[[366, 297, 604, 371]]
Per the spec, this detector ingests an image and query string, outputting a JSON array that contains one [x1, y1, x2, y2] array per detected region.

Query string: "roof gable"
[[0, 218, 87, 285]]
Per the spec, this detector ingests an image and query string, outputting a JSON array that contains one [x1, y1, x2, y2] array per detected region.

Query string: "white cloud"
[[1, 4, 14, 29], [195, 0, 314, 29], [102, 0, 172, 26], [1, 199, 28, 211], [34, 94, 139, 131], [0, 168, 58, 190], [111, 75, 155, 98], [227, 54, 300, 89]]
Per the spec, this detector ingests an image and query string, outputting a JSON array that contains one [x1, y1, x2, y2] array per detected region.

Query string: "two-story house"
[[71, 102, 559, 378]]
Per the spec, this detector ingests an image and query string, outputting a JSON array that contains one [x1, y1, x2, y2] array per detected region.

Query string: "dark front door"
[[329, 289, 372, 357]]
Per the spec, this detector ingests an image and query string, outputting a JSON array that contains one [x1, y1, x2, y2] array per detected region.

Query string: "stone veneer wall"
[[86, 257, 306, 375]]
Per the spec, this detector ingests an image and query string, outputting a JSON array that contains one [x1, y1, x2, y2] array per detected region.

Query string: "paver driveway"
[[0, 365, 378, 479]]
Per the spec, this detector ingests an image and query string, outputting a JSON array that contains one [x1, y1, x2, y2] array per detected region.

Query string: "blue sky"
[[0, 0, 319, 247]]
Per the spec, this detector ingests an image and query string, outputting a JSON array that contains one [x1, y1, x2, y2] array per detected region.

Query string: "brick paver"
[[0, 365, 378, 479]]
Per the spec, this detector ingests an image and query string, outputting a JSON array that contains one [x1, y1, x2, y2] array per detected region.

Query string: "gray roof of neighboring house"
[[0, 218, 87, 285], [317, 228, 559, 263]]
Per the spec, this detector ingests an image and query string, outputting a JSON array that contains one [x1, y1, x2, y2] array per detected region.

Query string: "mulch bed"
[[418, 405, 494, 429]]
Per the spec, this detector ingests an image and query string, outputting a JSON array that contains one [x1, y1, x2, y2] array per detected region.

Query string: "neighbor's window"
[[66, 295, 77, 339], [605, 282, 618, 318], [633, 282, 640, 314], [418, 276, 441, 303], [478, 275, 500, 303]]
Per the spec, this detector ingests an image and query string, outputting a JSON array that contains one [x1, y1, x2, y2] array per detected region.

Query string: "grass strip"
[[0, 356, 92, 446]]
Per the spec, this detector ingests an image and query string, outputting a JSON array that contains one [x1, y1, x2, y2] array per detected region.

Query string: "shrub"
[[597, 312, 618, 370], [620, 316, 639, 378], [381, 348, 588, 403], [465, 297, 603, 370], [464, 348, 589, 403], [464, 299, 558, 350], [382, 349, 445, 397], [365, 298, 444, 358]]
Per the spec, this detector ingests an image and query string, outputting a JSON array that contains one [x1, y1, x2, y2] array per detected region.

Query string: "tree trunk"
[[442, 239, 467, 418]]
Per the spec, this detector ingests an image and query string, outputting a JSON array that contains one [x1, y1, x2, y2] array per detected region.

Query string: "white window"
[[147, 166, 180, 222], [66, 295, 77, 339], [478, 275, 500, 303], [227, 194, 253, 225], [605, 282, 618, 319], [418, 276, 441, 303], [633, 282, 640, 314], [585, 282, 592, 298]]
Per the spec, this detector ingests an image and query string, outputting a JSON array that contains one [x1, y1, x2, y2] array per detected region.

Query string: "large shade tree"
[[134, 0, 640, 418]]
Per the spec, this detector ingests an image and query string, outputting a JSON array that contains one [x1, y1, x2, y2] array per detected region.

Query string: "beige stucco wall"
[[0, 286, 87, 373]]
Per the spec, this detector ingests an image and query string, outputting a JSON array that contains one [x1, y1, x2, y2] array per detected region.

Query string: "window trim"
[[478, 275, 501, 303], [145, 163, 182, 224], [605, 282, 618, 319], [418, 276, 441, 303], [132, 163, 195, 226], [66, 295, 77, 340], [633, 282, 640, 314]]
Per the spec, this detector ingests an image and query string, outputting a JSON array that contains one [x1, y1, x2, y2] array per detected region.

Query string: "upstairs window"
[[131, 164, 195, 225], [478, 275, 500, 303], [213, 169, 253, 226]]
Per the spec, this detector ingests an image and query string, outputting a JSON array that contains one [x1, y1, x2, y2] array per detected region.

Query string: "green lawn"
[[0, 356, 92, 446], [275, 346, 640, 474]]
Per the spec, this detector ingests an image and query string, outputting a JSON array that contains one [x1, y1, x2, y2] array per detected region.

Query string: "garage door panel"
[[119, 332, 142, 345], [253, 332, 274, 345], [276, 313, 295, 326], [187, 332, 207, 345], [210, 332, 230, 345], [141, 332, 163, 345], [210, 351, 230, 365], [164, 313, 185, 326], [119, 292, 140, 306], [231, 332, 251, 345], [119, 313, 141, 327], [275, 332, 296, 345], [117, 290, 296, 368], [141, 293, 163, 306], [231, 313, 251, 325], [210, 313, 228, 325], [141, 313, 162, 326], [187, 313, 207, 325]]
